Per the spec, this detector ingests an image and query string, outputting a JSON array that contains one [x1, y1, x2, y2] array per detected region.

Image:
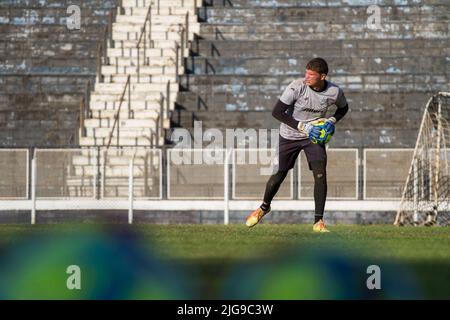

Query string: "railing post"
[[108, 11, 113, 49], [155, 117, 160, 147], [180, 27, 185, 55], [359, 146, 364, 200], [175, 42, 179, 83], [137, 44, 140, 83], [166, 81, 170, 120], [31, 155, 36, 225], [149, 6, 152, 48], [80, 80, 91, 137], [101, 148, 106, 199], [185, 12, 189, 49], [97, 43, 103, 83], [103, 25, 108, 65], [224, 148, 231, 225], [413, 158, 418, 224], [92, 148, 97, 200], [143, 24, 146, 69], [95, 146, 101, 200], [80, 98, 85, 137], [160, 92, 164, 146], [85, 80, 91, 117], [128, 157, 134, 224], [128, 76, 131, 118], [116, 111, 120, 147]]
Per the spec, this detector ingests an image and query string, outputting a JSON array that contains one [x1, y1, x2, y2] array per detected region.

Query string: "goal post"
[[395, 92, 450, 226]]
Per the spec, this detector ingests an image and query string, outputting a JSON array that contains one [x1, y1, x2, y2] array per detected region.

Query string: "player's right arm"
[[271, 99, 299, 130], [273, 80, 304, 130], [272, 100, 319, 137]]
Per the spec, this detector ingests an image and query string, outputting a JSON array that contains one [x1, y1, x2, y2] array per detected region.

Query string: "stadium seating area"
[[176, 0, 449, 147], [0, 0, 121, 146], [0, 0, 448, 148]]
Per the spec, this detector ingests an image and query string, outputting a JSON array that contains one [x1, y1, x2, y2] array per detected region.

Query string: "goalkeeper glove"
[[323, 117, 336, 135], [298, 121, 322, 141]]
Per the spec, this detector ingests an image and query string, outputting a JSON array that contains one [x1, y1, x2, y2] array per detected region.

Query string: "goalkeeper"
[[246, 58, 349, 232]]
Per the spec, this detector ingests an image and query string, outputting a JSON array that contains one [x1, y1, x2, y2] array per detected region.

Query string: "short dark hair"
[[306, 57, 328, 75]]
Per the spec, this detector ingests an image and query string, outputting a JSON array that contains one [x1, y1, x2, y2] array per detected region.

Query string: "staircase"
[[69, 0, 201, 198], [80, 0, 200, 148]]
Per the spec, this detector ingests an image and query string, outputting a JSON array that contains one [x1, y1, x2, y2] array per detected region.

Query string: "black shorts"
[[274, 135, 327, 172]]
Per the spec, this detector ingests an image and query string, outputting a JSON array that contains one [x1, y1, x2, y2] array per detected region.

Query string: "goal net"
[[395, 92, 450, 226]]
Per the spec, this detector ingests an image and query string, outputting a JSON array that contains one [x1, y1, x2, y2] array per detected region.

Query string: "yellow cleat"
[[245, 207, 270, 228], [313, 219, 330, 233]]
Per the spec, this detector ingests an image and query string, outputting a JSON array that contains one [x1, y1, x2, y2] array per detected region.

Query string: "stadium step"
[[107, 47, 177, 58], [112, 39, 183, 49], [115, 14, 198, 25], [121, 6, 197, 17], [192, 39, 449, 58], [101, 65, 179, 76], [94, 82, 179, 93], [121, 0, 199, 8], [111, 29, 191, 41], [204, 0, 449, 6], [102, 56, 178, 67], [102, 74, 178, 84], [201, 6, 448, 24], [90, 92, 178, 102], [90, 109, 159, 119], [89, 99, 162, 110], [197, 21, 448, 41], [84, 118, 158, 129]]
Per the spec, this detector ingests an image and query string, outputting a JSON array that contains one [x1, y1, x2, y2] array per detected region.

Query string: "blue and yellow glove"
[[298, 118, 335, 144], [323, 117, 336, 136]]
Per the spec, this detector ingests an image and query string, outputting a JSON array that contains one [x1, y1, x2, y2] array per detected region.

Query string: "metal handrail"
[[79, 80, 91, 137], [96, 9, 117, 82], [178, 12, 190, 50], [185, 11, 189, 49], [160, 92, 165, 146], [166, 81, 171, 120], [106, 75, 131, 150], [136, 5, 153, 83], [175, 42, 180, 83]]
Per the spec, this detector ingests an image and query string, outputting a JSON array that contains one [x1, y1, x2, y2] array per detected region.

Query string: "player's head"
[[305, 58, 328, 87]]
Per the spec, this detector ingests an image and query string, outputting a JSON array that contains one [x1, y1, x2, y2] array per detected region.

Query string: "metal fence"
[[233, 149, 293, 200], [0, 149, 28, 199], [364, 149, 414, 200], [0, 147, 414, 201], [167, 149, 225, 199], [299, 149, 359, 200]]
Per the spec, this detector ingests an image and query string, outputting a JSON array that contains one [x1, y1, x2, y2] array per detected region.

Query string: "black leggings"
[[263, 161, 327, 221], [263, 170, 289, 205]]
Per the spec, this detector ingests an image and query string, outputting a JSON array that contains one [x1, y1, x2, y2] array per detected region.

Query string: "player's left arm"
[[324, 88, 349, 133]]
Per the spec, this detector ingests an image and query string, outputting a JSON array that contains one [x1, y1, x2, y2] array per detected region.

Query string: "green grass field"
[[0, 224, 449, 299]]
